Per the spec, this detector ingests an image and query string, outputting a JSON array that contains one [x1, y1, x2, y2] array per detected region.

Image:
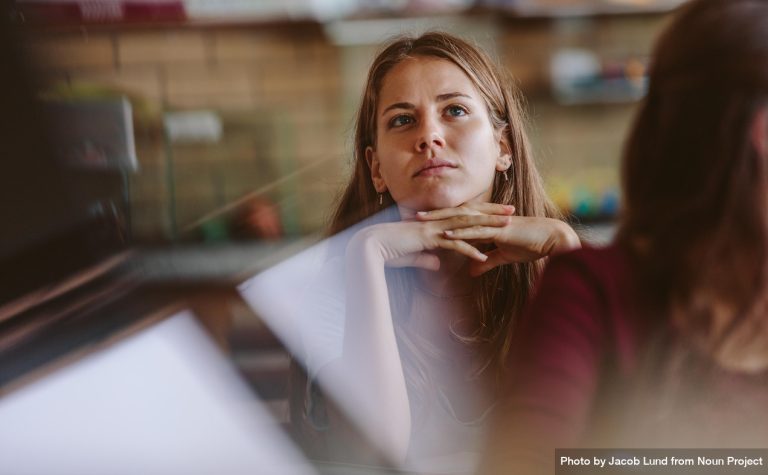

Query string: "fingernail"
[[444, 230, 453, 236], [417, 211, 427, 216], [479, 253, 488, 261]]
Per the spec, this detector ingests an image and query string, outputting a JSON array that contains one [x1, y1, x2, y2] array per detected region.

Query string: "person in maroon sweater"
[[481, 0, 768, 473]]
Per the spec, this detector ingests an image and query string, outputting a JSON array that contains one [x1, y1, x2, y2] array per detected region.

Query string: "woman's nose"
[[415, 119, 445, 153]]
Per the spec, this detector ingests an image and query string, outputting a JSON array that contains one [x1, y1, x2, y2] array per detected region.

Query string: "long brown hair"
[[618, 0, 768, 371], [330, 32, 559, 404]]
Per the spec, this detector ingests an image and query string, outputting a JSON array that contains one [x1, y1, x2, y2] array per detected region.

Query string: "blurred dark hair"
[[618, 0, 768, 370]]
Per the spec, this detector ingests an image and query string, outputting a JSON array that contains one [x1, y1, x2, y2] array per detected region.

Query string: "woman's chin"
[[396, 198, 462, 217], [395, 188, 492, 215]]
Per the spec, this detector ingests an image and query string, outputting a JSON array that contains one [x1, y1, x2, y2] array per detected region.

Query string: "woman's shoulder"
[[543, 243, 630, 291], [534, 243, 645, 361], [528, 242, 638, 341], [550, 241, 626, 268]]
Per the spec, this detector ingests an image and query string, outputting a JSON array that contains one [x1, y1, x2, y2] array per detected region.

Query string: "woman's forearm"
[[341, 231, 412, 464]]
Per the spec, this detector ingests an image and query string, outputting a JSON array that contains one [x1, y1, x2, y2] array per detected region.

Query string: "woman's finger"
[[443, 226, 500, 241], [436, 238, 488, 262], [415, 206, 480, 221], [441, 214, 511, 230], [416, 203, 514, 221], [468, 249, 507, 276]]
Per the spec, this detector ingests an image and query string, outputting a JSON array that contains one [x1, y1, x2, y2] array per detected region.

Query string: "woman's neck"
[[416, 250, 474, 299], [396, 204, 476, 297]]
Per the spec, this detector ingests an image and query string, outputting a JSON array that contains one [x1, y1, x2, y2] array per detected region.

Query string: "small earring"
[[503, 169, 509, 182], [378, 193, 383, 205]]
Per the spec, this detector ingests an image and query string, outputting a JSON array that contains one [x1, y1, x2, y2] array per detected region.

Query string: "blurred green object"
[[200, 217, 229, 242]]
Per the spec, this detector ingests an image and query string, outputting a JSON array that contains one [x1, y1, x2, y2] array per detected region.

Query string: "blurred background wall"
[[3, 0, 684, 430], [17, 0, 677, 244]]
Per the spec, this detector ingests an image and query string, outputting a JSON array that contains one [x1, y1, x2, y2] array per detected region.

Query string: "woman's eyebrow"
[[381, 92, 472, 116], [381, 102, 414, 115], [436, 92, 471, 102]]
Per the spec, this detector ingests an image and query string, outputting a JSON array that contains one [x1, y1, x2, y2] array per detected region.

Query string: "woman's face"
[[367, 56, 511, 215]]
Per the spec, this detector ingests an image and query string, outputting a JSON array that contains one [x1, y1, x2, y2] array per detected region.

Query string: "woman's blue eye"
[[389, 115, 414, 128], [446, 105, 468, 117]]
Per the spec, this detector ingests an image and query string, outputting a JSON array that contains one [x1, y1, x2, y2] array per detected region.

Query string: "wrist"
[[347, 226, 387, 264], [552, 221, 581, 254]]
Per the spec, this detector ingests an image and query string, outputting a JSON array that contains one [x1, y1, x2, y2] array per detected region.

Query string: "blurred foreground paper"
[[0, 310, 315, 475]]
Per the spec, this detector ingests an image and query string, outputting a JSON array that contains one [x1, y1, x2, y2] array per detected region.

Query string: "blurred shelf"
[[494, 0, 687, 18], [131, 237, 320, 285], [553, 78, 647, 105], [17, 15, 325, 33], [14, 0, 684, 32]]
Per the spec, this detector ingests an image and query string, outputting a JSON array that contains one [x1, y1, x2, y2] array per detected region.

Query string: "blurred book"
[[549, 49, 648, 105], [16, 0, 185, 24]]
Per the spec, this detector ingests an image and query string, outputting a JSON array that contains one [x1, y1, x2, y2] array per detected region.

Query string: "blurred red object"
[[17, 1, 186, 25], [231, 197, 284, 241]]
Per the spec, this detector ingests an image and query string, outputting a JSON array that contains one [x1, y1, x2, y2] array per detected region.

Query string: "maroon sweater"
[[484, 245, 768, 474]]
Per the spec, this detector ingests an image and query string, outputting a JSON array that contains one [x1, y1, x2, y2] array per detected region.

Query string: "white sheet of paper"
[[0, 310, 315, 475]]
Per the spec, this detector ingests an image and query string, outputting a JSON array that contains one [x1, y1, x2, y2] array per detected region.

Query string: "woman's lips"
[[414, 159, 458, 177], [416, 165, 456, 177]]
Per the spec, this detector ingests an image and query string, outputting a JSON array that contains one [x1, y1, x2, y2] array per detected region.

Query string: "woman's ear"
[[495, 133, 513, 172], [365, 146, 388, 193], [751, 107, 768, 158]]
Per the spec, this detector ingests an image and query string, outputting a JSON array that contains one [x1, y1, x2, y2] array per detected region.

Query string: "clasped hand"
[[349, 203, 580, 276]]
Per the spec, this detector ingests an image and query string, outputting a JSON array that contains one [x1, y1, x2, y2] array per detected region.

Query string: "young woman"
[[291, 32, 579, 472], [482, 0, 768, 472]]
